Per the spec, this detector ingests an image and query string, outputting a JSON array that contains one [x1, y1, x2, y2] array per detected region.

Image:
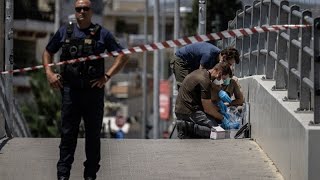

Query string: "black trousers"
[[175, 111, 219, 138], [57, 86, 104, 179]]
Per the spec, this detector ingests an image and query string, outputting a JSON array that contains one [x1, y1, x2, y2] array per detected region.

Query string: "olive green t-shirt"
[[175, 69, 212, 115]]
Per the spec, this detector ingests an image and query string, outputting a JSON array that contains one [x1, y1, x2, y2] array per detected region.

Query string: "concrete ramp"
[[0, 138, 283, 180]]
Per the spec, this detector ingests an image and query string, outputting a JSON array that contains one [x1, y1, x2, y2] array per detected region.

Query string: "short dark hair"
[[213, 62, 232, 76], [220, 47, 240, 64]]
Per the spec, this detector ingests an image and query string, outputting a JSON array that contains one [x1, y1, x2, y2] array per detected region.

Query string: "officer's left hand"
[[90, 75, 110, 88]]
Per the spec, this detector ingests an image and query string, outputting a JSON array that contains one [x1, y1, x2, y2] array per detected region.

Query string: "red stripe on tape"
[[228, 30, 236, 37], [183, 37, 192, 44], [162, 41, 171, 48], [0, 24, 310, 75], [139, 45, 148, 51], [173, 40, 182, 46], [194, 35, 203, 42]]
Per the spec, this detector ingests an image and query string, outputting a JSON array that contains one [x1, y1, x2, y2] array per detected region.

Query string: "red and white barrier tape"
[[0, 24, 309, 75]]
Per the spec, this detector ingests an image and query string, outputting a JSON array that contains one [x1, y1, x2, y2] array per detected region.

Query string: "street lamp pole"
[[142, 0, 148, 139], [171, 0, 180, 129], [4, 0, 14, 137], [54, 0, 60, 62], [198, 0, 206, 34], [174, 0, 180, 52], [153, 0, 160, 139]]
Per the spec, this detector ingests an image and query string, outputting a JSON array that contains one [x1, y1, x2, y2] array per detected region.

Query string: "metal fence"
[[224, 0, 320, 124], [0, 0, 31, 138]]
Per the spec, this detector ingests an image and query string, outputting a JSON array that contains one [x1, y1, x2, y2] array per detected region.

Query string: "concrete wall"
[[239, 76, 320, 180]]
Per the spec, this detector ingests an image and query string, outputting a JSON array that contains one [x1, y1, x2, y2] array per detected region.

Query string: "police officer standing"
[[42, 0, 128, 179]]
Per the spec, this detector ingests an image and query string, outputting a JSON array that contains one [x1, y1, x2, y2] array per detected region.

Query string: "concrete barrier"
[[239, 75, 320, 180]]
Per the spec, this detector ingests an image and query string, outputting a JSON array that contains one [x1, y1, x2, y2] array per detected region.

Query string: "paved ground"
[[0, 138, 283, 180]]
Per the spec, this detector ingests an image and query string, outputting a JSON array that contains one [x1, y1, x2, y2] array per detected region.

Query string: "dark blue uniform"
[[46, 23, 123, 179]]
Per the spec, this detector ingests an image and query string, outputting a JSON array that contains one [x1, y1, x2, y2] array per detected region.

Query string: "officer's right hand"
[[46, 71, 63, 89]]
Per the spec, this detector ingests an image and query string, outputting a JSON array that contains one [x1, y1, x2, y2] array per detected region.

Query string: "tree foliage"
[[20, 70, 61, 137], [186, 0, 242, 35]]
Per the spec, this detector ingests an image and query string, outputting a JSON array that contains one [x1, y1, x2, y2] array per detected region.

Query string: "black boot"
[[184, 121, 195, 138], [176, 120, 196, 139], [193, 124, 211, 138], [176, 120, 187, 139]]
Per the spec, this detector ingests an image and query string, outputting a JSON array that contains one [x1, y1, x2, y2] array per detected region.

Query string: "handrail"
[[304, 16, 313, 24], [282, 5, 291, 13], [226, 0, 318, 124], [292, 10, 302, 18]]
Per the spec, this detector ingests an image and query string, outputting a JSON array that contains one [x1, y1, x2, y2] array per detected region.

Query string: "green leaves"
[[20, 70, 61, 137]]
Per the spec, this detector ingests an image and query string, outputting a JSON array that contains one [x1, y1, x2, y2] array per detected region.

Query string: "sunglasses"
[[75, 6, 90, 13]]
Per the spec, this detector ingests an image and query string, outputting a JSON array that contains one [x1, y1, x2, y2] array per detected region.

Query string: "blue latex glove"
[[217, 100, 227, 114], [221, 116, 240, 130], [218, 90, 232, 103]]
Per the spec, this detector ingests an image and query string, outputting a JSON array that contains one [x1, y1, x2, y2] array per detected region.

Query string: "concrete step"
[[0, 138, 283, 180]]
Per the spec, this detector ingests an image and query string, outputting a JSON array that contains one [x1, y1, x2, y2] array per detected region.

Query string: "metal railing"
[[224, 0, 320, 124], [0, 76, 31, 137], [0, 0, 31, 138]]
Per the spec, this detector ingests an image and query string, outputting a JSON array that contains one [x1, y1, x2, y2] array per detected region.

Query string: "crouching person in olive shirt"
[[175, 62, 232, 139]]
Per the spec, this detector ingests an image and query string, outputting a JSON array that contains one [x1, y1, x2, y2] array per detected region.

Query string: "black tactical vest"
[[60, 23, 104, 89]]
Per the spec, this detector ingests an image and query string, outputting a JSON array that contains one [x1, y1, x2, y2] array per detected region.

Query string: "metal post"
[[174, 0, 180, 52], [153, 0, 160, 139], [235, 10, 243, 77], [313, 17, 320, 124], [160, 0, 166, 80], [242, 5, 251, 77], [54, 0, 60, 62], [249, 1, 260, 76], [287, 5, 300, 100], [142, 0, 149, 139], [257, 1, 268, 75], [4, 0, 14, 137], [223, 21, 231, 49], [0, 2, 4, 70], [265, 0, 277, 80], [275, 1, 289, 89], [198, 0, 206, 34], [54, 0, 60, 33], [172, 0, 180, 121], [0, 0, 5, 138], [299, 10, 312, 111]]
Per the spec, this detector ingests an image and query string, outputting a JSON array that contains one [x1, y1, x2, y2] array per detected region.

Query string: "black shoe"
[[176, 120, 195, 139], [176, 120, 186, 139], [185, 121, 195, 138], [84, 177, 95, 180], [58, 176, 69, 180]]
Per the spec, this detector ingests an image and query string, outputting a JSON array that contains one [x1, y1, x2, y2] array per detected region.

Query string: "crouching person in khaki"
[[175, 62, 232, 139]]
